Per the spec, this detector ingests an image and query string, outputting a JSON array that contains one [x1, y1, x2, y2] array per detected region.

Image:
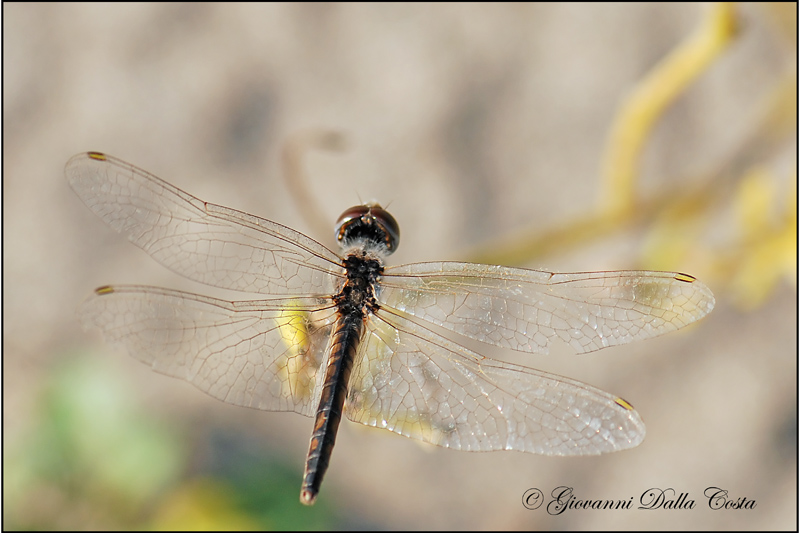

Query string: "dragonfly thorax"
[[334, 254, 383, 316]]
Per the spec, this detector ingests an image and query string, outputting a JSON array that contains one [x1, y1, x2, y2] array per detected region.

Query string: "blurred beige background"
[[4, 3, 796, 530]]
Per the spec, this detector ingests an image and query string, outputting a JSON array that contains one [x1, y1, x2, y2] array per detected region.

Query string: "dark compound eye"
[[335, 205, 371, 231], [368, 205, 400, 252], [335, 204, 400, 254]]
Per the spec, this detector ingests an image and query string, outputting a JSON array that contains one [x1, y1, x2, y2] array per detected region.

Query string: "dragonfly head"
[[335, 203, 400, 255]]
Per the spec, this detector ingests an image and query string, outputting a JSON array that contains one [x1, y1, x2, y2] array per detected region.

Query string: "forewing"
[[79, 286, 336, 416], [380, 262, 715, 354], [65, 152, 343, 296], [345, 309, 645, 455]]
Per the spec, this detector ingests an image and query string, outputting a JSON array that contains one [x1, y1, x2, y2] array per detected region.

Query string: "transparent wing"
[[379, 262, 715, 354], [65, 152, 344, 296], [345, 308, 645, 455], [79, 285, 337, 416]]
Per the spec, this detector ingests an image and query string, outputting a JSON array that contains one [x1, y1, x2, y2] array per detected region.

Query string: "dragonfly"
[[65, 151, 715, 505]]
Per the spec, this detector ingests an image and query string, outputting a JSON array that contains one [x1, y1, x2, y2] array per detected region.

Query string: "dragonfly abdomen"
[[300, 310, 364, 505]]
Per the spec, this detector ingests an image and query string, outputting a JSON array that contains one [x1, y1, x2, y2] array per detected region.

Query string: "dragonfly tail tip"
[[300, 489, 317, 506]]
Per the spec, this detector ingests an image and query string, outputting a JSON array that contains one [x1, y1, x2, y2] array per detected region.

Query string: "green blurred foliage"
[[3, 355, 342, 530]]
